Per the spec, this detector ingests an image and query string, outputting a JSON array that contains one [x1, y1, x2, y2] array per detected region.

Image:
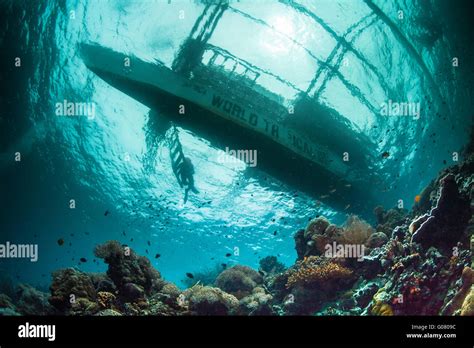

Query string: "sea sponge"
[[285, 256, 353, 289], [215, 265, 263, 299], [49, 268, 97, 314], [183, 285, 239, 315]]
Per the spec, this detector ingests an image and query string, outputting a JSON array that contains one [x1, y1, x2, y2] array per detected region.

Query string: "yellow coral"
[[97, 291, 116, 309], [372, 302, 394, 316], [286, 256, 352, 288], [371, 288, 394, 316]]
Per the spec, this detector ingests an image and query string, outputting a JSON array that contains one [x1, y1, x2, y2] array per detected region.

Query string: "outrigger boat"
[[80, 2, 379, 216]]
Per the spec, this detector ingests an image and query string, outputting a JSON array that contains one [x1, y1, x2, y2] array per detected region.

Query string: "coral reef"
[[94, 241, 164, 301], [15, 284, 53, 315], [440, 267, 474, 315], [460, 287, 474, 315], [271, 256, 355, 315], [259, 256, 286, 275], [97, 291, 116, 309], [238, 287, 274, 315], [294, 215, 376, 260], [286, 256, 353, 289], [181, 263, 222, 288], [183, 285, 239, 315], [49, 268, 97, 315], [0, 293, 19, 316], [411, 174, 471, 251], [0, 143, 471, 316], [215, 265, 263, 299], [374, 207, 408, 236]]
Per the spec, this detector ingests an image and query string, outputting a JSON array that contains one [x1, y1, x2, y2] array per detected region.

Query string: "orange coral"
[[285, 256, 352, 288]]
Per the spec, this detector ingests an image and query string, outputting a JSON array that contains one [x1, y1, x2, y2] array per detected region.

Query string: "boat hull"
[[80, 43, 378, 217]]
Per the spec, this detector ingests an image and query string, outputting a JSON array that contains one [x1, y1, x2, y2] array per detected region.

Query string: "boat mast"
[[172, 1, 228, 77]]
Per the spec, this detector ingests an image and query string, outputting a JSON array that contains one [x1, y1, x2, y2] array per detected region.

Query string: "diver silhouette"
[[178, 156, 199, 203], [168, 124, 199, 203]]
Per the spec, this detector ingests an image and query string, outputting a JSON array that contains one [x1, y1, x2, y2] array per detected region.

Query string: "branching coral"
[[285, 256, 352, 289], [97, 291, 116, 309]]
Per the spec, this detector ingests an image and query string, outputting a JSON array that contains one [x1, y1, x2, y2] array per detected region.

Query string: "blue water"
[[0, 0, 472, 288]]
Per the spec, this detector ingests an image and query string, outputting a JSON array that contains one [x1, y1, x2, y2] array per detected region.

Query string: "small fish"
[[104, 210, 110, 216], [329, 189, 336, 193], [221, 263, 227, 269], [345, 204, 351, 210], [155, 253, 161, 259], [381, 151, 390, 159], [345, 184, 352, 188], [147, 241, 151, 246], [186, 273, 194, 279], [225, 253, 231, 257], [320, 195, 329, 199], [57, 238, 64, 246], [80, 257, 87, 263], [273, 231, 277, 236], [210, 257, 215, 260], [122, 231, 126, 236], [145, 249, 149, 254]]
